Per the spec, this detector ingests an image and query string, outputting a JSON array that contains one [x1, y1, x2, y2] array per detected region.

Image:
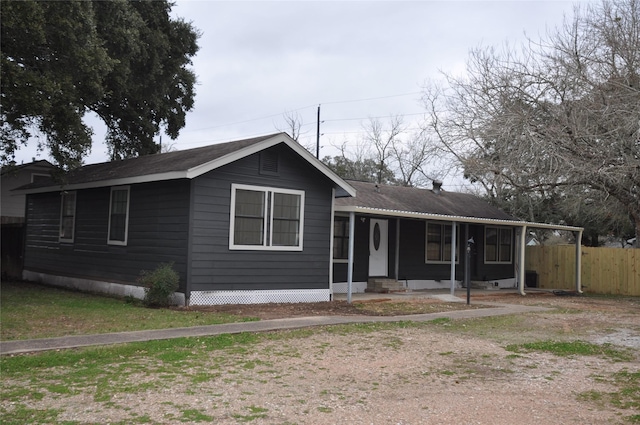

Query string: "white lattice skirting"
[[189, 289, 331, 306]]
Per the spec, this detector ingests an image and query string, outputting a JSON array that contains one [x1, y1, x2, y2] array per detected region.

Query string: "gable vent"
[[260, 151, 279, 175]]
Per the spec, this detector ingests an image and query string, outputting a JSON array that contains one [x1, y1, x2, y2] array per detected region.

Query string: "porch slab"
[[334, 288, 522, 303], [428, 294, 465, 303]]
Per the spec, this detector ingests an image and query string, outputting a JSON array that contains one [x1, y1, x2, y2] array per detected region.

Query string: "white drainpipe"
[[450, 221, 457, 296], [575, 229, 583, 294], [347, 211, 355, 304], [518, 225, 527, 296]]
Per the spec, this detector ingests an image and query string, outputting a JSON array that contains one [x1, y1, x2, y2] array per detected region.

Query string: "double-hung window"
[[485, 227, 512, 263], [425, 222, 457, 263], [59, 192, 76, 243], [333, 216, 350, 260], [108, 186, 130, 245], [230, 184, 304, 251]]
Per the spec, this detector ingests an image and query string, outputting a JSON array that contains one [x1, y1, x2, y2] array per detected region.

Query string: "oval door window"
[[373, 222, 381, 251]]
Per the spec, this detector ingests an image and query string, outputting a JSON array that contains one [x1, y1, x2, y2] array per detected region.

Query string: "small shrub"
[[138, 262, 180, 307]]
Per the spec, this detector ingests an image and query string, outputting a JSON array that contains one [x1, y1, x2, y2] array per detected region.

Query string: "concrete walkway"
[[0, 301, 550, 356]]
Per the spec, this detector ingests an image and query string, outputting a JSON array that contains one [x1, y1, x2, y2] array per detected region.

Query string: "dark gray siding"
[[24, 180, 190, 288], [333, 217, 514, 282], [397, 219, 465, 281], [468, 225, 516, 281], [189, 145, 334, 292], [398, 221, 514, 281]]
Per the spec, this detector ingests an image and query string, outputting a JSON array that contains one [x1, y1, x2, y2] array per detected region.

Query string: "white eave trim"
[[334, 205, 583, 232], [16, 134, 357, 197], [19, 171, 189, 194]]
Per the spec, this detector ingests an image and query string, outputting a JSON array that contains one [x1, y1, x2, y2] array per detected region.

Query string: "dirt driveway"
[[2, 293, 639, 424]]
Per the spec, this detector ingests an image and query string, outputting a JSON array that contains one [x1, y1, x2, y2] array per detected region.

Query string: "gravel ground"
[[2, 294, 639, 424]]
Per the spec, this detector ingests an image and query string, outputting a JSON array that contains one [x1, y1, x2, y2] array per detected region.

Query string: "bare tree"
[[279, 111, 304, 142], [335, 137, 372, 176], [423, 0, 640, 244], [275, 110, 319, 154], [390, 129, 440, 187], [322, 137, 397, 183], [324, 116, 443, 187], [362, 116, 405, 184]]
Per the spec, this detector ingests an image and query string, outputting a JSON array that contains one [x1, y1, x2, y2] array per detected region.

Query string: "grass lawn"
[[1, 282, 638, 424], [0, 280, 259, 340], [1, 280, 480, 341]]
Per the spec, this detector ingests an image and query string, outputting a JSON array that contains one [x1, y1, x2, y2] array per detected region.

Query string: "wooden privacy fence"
[[525, 245, 640, 296]]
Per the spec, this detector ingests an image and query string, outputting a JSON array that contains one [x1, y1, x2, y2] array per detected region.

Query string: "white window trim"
[[425, 221, 459, 264], [31, 173, 50, 183], [484, 226, 513, 264], [107, 186, 130, 246], [229, 183, 305, 251], [58, 191, 77, 243]]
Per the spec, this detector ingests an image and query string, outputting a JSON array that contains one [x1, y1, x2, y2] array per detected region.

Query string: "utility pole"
[[316, 104, 321, 159]]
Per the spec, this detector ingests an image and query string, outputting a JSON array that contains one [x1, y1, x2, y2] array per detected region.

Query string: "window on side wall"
[[425, 222, 458, 263], [108, 186, 130, 245], [230, 184, 304, 251], [59, 191, 76, 243], [485, 227, 512, 263], [333, 216, 350, 261]]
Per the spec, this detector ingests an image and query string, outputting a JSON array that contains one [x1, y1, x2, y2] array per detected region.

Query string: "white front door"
[[369, 219, 388, 277]]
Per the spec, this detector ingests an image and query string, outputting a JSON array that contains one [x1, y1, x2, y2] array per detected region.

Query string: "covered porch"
[[331, 208, 583, 303]]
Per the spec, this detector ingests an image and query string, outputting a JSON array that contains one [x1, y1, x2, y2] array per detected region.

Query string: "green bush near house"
[[138, 262, 180, 308]]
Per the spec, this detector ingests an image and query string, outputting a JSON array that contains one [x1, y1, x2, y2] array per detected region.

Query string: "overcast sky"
[[16, 0, 591, 186]]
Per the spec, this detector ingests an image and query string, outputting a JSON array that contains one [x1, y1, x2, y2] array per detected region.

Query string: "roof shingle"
[[336, 180, 516, 221], [59, 134, 278, 185], [18, 134, 281, 190]]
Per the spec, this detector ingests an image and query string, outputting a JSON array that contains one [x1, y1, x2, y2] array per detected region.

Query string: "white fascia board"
[[334, 205, 583, 232], [516, 222, 583, 232], [282, 138, 357, 197], [183, 137, 283, 179], [17, 171, 189, 194]]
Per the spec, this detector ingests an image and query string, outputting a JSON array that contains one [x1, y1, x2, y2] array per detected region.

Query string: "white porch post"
[[347, 211, 355, 304], [329, 189, 335, 299], [450, 222, 457, 296], [575, 230, 583, 294], [518, 225, 527, 296], [395, 218, 400, 282]]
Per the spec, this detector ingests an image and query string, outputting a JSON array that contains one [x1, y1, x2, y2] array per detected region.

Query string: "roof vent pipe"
[[432, 180, 443, 195]]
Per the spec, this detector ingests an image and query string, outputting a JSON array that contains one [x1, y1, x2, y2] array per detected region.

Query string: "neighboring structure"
[[16, 133, 355, 304], [332, 180, 584, 297], [1, 160, 54, 279], [1, 160, 54, 222]]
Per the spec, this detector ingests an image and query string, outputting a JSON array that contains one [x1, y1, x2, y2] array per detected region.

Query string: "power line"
[[181, 91, 423, 133], [181, 105, 317, 133], [320, 91, 423, 106], [174, 130, 281, 148], [322, 126, 426, 136], [174, 122, 429, 149], [324, 112, 425, 123]]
